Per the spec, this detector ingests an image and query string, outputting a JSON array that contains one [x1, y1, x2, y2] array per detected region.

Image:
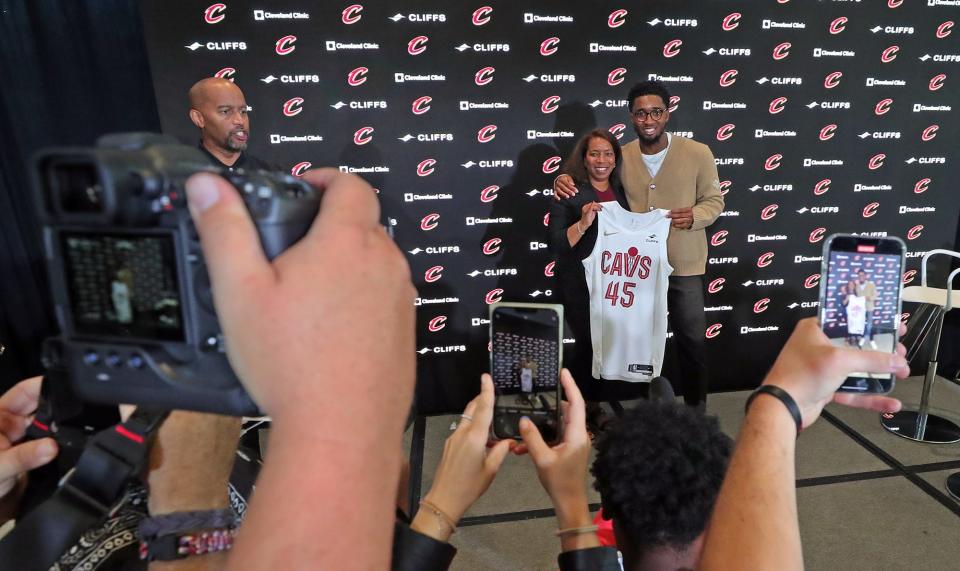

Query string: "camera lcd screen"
[[61, 232, 185, 341]]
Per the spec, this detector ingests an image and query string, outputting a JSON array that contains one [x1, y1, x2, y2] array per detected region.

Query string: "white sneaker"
[[870, 340, 878, 350]]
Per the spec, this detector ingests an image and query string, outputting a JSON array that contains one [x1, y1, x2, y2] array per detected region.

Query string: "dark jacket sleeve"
[[391, 521, 457, 571], [548, 194, 579, 258], [558, 546, 622, 571]]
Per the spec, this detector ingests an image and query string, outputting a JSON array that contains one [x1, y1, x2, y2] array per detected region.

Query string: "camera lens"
[[48, 161, 104, 213]]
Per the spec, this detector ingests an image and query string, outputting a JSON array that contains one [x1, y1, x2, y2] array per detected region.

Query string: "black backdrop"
[[1, 2, 958, 415]]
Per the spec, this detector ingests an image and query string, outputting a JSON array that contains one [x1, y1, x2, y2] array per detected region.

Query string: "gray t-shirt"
[[642, 133, 672, 178]]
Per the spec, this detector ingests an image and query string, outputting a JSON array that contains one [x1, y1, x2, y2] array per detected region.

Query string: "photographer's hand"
[[186, 169, 415, 570], [0, 376, 58, 523]]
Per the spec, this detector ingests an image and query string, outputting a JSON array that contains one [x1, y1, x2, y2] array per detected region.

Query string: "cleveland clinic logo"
[[275, 35, 297, 55], [608, 68, 627, 86], [719, 69, 738, 87], [427, 316, 446, 332], [342, 4, 363, 24], [716, 124, 735, 141], [407, 36, 428, 55], [663, 39, 682, 58], [204, 3, 226, 24], [482, 238, 501, 255], [769, 97, 787, 114], [411, 96, 431, 115], [829, 17, 848, 34], [541, 95, 561, 114], [722, 13, 741, 31], [881, 46, 900, 63], [473, 6, 493, 26], [475, 67, 495, 85], [417, 159, 436, 177], [353, 126, 374, 145], [540, 37, 560, 56], [420, 213, 440, 231], [929, 74, 946, 91], [608, 9, 627, 28], [772, 42, 791, 60], [282, 97, 303, 116], [480, 185, 499, 203], [347, 67, 368, 86]]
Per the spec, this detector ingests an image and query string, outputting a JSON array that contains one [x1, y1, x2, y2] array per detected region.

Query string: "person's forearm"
[[699, 395, 802, 571], [555, 493, 600, 552]]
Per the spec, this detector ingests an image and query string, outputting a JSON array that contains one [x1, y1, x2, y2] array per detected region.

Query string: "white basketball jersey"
[[582, 204, 672, 381], [846, 295, 866, 335]]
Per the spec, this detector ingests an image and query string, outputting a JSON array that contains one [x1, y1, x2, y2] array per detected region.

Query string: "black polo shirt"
[[198, 142, 277, 172]]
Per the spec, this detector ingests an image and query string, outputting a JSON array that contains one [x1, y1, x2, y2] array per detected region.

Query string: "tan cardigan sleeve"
[[690, 143, 724, 231]]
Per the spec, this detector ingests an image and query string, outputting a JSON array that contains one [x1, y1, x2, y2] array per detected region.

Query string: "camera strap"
[[0, 408, 168, 570]]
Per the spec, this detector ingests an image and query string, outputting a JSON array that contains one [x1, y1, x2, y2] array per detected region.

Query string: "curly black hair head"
[[591, 402, 732, 553], [626, 80, 671, 112]]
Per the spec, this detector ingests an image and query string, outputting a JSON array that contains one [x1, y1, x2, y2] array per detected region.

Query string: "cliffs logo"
[[541, 95, 561, 114], [608, 67, 627, 86], [814, 178, 831, 195], [411, 95, 432, 115], [705, 323, 723, 339], [809, 227, 827, 243], [902, 270, 917, 284], [907, 225, 924, 240], [347, 67, 368, 86], [472, 6, 493, 26], [427, 316, 447, 332], [482, 238, 502, 255], [772, 42, 791, 60], [669, 95, 680, 112], [824, 71, 843, 89], [608, 9, 628, 28], [424, 265, 443, 283], [663, 39, 682, 58], [753, 298, 771, 314], [540, 37, 560, 56], [477, 124, 497, 143], [722, 13, 741, 31], [764, 154, 783, 171], [875, 98, 893, 116], [407, 35, 428, 55], [420, 213, 440, 230], [719, 180, 732, 195], [862, 202, 880, 218], [914, 178, 931, 194], [937, 21, 954, 39], [475, 66, 495, 85], [829, 17, 848, 34], [707, 278, 725, 293], [819, 124, 837, 141], [929, 73, 946, 91], [204, 3, 226, 24], [275, 35, 297, 55], [290, 161, 312, 177], [214, 67, 236, 81], [544, 261, 555, 277], [921, 125, 939, 141], [609, 123, 626, 140], [804, 274, 821, 289], [769, 96, 787, 114], [710, 230, 728, 246], [881, 46, 900, 63], [353, 126, 374, 145], [543, 156, 562, 174], [719, 69, 738, 87], [761, 204, 779, 221], [757, 252, 775, 268], [716, 123, 735, 141], [485, 288, 504, 304], [417, 159, 437, 177], [480, 185, 499, 203], [868, 153, 886, 170], [342, 4, 363, 24], [282, 97, 304, 117]]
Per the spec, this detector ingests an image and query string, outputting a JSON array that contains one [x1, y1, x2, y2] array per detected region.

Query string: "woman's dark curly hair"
[[561, 129, 623, 187], [591, 401, 733, 551]]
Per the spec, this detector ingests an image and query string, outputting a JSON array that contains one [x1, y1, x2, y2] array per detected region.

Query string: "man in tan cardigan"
[[554, 80, 724, 409]]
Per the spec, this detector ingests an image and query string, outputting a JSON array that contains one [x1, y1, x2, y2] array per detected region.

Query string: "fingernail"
[[37, 440, 57, 462], [186, 174, 220, 214]]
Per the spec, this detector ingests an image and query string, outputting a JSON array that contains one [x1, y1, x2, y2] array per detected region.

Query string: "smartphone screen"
[[490, 304, 562, 443], [819, 235, 905, 393]]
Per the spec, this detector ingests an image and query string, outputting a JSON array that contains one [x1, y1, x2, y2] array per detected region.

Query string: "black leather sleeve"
[[391, 521, 457, 571], [557, 546, 622, 571]]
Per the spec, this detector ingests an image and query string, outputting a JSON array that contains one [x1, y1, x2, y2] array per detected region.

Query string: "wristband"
[[419, 500, 457, 535], [745, 385, 803, 435], [555, 525, 598, 537]]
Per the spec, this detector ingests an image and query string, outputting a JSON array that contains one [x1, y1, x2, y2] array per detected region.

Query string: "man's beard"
[[225, 135, 248, 151], [637, 130, 663, 146]]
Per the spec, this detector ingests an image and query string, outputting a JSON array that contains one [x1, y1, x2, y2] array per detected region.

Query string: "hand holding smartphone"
[[818, 234, 906, 394]]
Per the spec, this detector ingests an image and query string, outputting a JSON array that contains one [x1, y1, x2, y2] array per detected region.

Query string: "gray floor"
[[403, 375, 960, 571]]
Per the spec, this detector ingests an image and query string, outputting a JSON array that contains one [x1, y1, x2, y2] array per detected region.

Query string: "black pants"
[[667, 275, 709, 406]]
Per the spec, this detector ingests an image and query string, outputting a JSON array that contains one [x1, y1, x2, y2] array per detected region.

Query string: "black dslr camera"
[[33, 133, 319, 416]]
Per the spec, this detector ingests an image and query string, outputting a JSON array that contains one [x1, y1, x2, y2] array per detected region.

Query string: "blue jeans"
[[863, 310, 873, 340]]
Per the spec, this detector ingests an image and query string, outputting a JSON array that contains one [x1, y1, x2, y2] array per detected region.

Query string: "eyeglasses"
[[631, 108, 665, 121]]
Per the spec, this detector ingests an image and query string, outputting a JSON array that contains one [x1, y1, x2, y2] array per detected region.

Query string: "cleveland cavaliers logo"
[[710, 230, 728, 246], [707, 278, 725, 294], [722, 13, 741, 31], [772, 42, 791, 60], [875, 98, 893, 116], [663, 39, 682, 58], [868, 153, 886, 170], [914, 178, 931, 194], [921, 125, 939, 141], [477, 125, 497, 143], [607, 68, 627, 86], [290, 161, 312, 177], [353, 126, 374, 145], [608, 9, 627, 28], [609, 123, 626, 140], [420, 213, 439, 231], [829, 17, 848, 34], [907, 225, 924, 240], [540, 37, 560, 56], [929, 74, 946, 91], [282, 97, 303, 117], [204, 3, 226, 24], [474, 66, 495, 85], [719, 69, 738, 87], [411, 96, 432, 115], [542, 156, 562, 174], [862, 202, 879, 218], [417, 159, 436, 177], [275, 35, 297, 55], [541, 95, 561, 114], [705, 324, 723, 339], [764, 154, 783, 171], [819, 124, 837, 141], [769, 97, 787, 114], [880, 46, 899, 63], [602, 248, 652, 281], [809, 228, 826, 243], [472, 6, 493, 26], [482, 238, 501, 255], [753, 298, 770, 314], [814, 179, 831, 195], [407, 36, 428, 55], [936, 21, 954, 39], [485, 288, 504, 304], [804, 274, 821, 289], [761, 204, 779, 221], [757, 252, 775, 268], [716, 124, 735, 141], [424, 266, 443, 283], [342, 4, 363, 24], [668, 96, 680, 113], [902, 270, 917, 285], [824, 72, 842, 89], [480, 185, 499, 202], [347, 67, 368, 86], [888, 0, 903, 8], [719, 180, 732, 195], [544, 261, 555, 277], [427, 316, 446, 332], [214, 67, 236, 81]]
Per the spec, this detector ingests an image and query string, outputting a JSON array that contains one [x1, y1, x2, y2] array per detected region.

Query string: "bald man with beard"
[[188, 77, 275, 171]]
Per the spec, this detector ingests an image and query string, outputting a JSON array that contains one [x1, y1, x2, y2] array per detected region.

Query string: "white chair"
[[880, 249, 960, 443]]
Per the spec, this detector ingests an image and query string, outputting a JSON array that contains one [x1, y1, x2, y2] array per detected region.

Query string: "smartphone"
[[489, 303, 563, 444], [818, 234, 906, 393]]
